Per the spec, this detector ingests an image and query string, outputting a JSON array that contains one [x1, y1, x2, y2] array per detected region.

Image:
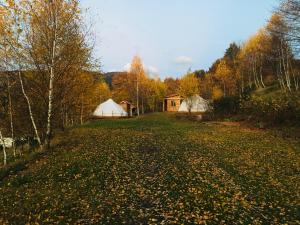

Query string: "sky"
[[81, 0, 278, 78]]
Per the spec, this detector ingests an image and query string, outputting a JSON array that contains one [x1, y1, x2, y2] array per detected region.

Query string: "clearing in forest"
[[0, 113, 299, 224]]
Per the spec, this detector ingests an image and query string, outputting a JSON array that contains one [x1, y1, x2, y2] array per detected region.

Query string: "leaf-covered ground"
[[0, 113, 299, 224]]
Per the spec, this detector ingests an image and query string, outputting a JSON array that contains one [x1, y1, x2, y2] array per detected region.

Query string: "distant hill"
[[87, 71, 128, 88], [102, 72, 128, 88]]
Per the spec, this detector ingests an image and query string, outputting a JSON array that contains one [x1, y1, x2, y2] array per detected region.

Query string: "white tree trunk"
[[80, 101, 83, 125], [46, 66, 54, 149], [0, 131, 7, 166], [46, 2, 58, 149], [259, 54, 265, 88], [136, 74, 140, 116], [280, 41, 291, 92], [259, 66, 265, 88], [18, 71, 42, 147], [6, 75, 15, 157], [4, 45, 16, 157]]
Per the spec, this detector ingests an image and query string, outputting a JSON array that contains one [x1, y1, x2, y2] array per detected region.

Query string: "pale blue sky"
[[81, 0, 278, 78]]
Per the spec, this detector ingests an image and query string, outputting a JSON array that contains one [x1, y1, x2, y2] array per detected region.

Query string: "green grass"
[[0, 113, 299, 224]]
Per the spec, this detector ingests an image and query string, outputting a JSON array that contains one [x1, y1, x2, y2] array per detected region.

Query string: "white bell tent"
[[93, 99, 128, 117], [178, 95, 209, 113], [0, 137, 13, 148]]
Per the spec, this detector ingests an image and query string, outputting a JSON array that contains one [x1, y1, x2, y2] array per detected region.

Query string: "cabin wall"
[[165, 98, 181, 112], [119, 103, 129, 113]]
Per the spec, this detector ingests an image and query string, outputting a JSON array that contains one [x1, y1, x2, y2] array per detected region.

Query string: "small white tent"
[[178, 95, 209, 113], [0, 138, 13, 148], [93, 99, 128, 117]]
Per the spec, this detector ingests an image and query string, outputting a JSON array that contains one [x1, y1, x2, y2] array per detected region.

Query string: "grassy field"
[[0, 113, 299, 224]]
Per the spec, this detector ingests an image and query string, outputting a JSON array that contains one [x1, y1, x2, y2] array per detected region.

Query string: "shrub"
[[241, 93, 300, 125], [213, 96, 240, 115]]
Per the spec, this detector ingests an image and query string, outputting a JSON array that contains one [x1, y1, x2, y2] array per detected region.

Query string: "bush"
[[213, 96, 240, 115], [241, 94, 300, 125]]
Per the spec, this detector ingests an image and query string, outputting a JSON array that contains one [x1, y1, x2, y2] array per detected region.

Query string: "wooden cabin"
[[119, 101, 136, 116], [163, 94, 183, 112]]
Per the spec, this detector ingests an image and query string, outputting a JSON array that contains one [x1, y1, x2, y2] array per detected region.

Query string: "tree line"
[[0, 0, 299, 166], [0, 0, 106, 159], [195, 0, 300, 101], [118, 0, 300, 116]]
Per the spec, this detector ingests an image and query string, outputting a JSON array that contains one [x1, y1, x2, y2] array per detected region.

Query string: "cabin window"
[[171, 101, 176, 107]]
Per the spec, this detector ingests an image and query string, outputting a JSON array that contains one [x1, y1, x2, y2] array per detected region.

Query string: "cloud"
[[123, 63, 131, 72], [147, 66, 159, 75], [174, 56, 193, 65]]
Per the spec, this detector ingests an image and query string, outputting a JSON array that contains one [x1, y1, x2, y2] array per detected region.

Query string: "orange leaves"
[[239, 28, 272, 66], [179, 71, 200, 99], [216, 59, 232, 80], [212, 86, 223, 100]]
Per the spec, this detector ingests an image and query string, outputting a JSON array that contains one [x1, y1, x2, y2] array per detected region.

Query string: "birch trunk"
[[252, 58, 259, 88], [287, 59, 299, 91], [6, 75, 15, 157], [259, 54, 265, 88], [46, 65, 55, 149], [254, 59, 261, 88], [141, 98, 144, 114], [46, 2, 58, 149], [136, 74, 140, 116], [0, 131, 7, 166], [4, 46, 15, 157], [80, 101, 83, 125], [277, 61, 285, 91], [259, 66, 265, 88], [18, 71, 42, 147], [241, 72, 244, 94], [281, 41, 291, 92]]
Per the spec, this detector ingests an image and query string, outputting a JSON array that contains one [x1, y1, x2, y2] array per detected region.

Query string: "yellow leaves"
[[179, 71, 200, 99], [216, 59, 231, 79], [241, 28, 271, 58], [130, 55, 145, 77], [212, 86, 223, 100]]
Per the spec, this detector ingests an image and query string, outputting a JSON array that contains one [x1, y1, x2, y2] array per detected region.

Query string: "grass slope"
[[0, 113, 299, 224]]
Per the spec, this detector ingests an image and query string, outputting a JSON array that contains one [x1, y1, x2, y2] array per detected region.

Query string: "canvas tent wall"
[[93, 99, 128, 117], [0, 138, 13, 148], [178, 95, 209, 113]]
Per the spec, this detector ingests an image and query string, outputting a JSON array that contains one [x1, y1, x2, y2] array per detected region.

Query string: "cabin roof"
[[120, 100, 132, 104], [164, 94, 183, 99], [120, 100, 136, 108]]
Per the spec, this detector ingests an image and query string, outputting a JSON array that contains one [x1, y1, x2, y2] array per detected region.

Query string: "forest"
[[0, 0, 299, 163], [0, 0, 299, 224]]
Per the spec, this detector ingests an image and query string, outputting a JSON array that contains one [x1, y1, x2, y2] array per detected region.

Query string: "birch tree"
[[278, 0, 300, 55], [0, 6, 15, 156], [1, 0, 43, 147], [240, 29, 272, 89], [21, 0, 92, 148], [129, 56, 146, 116], [267, 12, 299, 92]]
